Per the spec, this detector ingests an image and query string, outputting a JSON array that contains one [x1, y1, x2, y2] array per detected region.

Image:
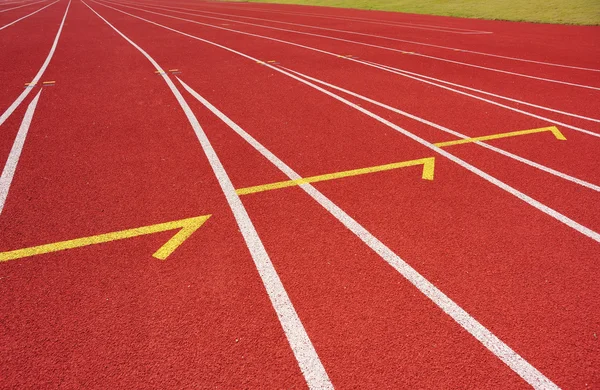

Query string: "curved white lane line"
[[280, 65, 600, 192], [116, 0, 600, 72], [0, 0, 58, 31], [97, 0, 600, 134], [103, 0, 600, 91], [0, 0, 49, 13], [357, 59, 600, 138], [91, 0, 600, 248], [358, 60, 599, 123], [186, 1, 493, 33], [0, 90, 41, 214], [82, 2, 333, 388], [177, 77, 560, 390], [91, 2, 600, 387], [117, 0, 492, 33], [0, 0, 70, 127]]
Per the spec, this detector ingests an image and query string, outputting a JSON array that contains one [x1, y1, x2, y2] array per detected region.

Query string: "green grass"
[[232, 0, 600, 25]]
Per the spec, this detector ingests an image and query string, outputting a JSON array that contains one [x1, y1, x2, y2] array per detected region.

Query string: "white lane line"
[[177, 77, 559, 390], [358, 60, 600, 123], [100, 0, 600, 122], [0, 0, 48, 13], [357, 59, 600, 138], [0, 0, 43, 5], [91, 0, 600, 243], [104, 0, 600, 92], [193, 2, 493, 34], [0, 0, 57, 31], [98, 0, 600, 135], [0, 1, 29, 6], [82, 2, 333, 388], [115, 0, 491, 34], [268, 65, 600, 243], [0, 0, 41, 8], [0, 0, 69, 127], [0, 90, 41, 214], [124, 0, 600, 73], [281, 66, 600, 192]]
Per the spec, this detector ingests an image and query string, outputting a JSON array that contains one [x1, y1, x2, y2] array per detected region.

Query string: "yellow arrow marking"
[[434, 126, 566, 148], [236, 157, 434, 196], [0, 215, 211, 263]]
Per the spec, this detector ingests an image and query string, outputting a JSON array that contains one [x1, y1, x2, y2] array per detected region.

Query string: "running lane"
[[88, 1, 600, 194], [0, 0, 51, 17], [2, 0, 599, 388], [106, 0, 600, 119], [0, 0, 65, 110], [118, 0, 600, 86], [0, 1, 308, 387], [143, 0, 600, 69], [78, 2, 599, 388], [0, 0, 67, 187]]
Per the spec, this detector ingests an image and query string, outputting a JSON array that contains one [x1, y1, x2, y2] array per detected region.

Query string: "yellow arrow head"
[[548, 126, 567, 141], [421, 157, 435, 180], [152, 215, 211, 260]]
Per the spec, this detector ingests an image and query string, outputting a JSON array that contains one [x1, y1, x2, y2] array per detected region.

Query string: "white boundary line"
[[120, 0, 491, 34], [280, 66, 600, 192], [0, 0, 70, 127], [99, 0, 600, 127], [90, 0, 600, 240], [0, 0, 58, 31], [96, 0, 600, 137], [0, 0, 43, 5], [82, 2, 333, 388], [177, 77, 559, 389], [185, 1, 493, 34], [355, 59, 600, 138], [0, 90, 41, 214], [116, 0, 600, 72], [0, 0, 48, 13], [357, 60, 600, 123], [103, 0, 600, 92]]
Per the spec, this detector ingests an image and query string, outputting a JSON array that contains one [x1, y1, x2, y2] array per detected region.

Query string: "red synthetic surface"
[[0, 0, 599, 388]]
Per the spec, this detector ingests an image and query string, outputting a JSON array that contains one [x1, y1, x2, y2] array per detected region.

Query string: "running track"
[[0, 0, 599, 388]]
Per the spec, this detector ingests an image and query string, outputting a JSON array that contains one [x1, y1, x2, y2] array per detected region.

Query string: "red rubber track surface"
[[1, 1, 599, 389]]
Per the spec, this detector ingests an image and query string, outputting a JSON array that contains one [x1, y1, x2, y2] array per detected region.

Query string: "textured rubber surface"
[[1, 0, 598, 388]]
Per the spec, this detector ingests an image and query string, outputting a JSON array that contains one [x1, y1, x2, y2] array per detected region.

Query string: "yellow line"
[[168, 69, 179, 72], [42, 81, 55, 84], [434, 126, 566, 148], [0, 215, 211, 263], [236, 157, 434, 195]]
